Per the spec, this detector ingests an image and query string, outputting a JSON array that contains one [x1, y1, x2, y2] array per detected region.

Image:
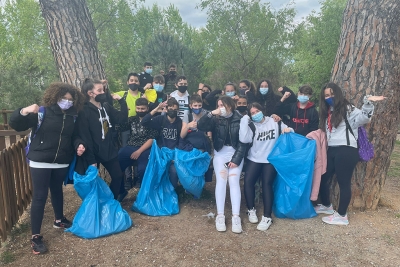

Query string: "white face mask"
[[219, 107, 227, 117]]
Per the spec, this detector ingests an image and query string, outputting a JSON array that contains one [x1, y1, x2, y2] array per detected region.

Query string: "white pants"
[[213, 145, 244, 216]]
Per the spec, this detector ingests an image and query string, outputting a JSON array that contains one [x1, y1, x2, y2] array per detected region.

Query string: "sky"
[[141, 0, 322, 27]]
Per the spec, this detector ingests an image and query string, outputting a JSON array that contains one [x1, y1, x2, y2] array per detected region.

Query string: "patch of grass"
[[395, 213, 400, 218], [387, 141, 400, 177], [10, 223, 29, 238], [382, 234, 395, 246], [0, 251, 15, 264]]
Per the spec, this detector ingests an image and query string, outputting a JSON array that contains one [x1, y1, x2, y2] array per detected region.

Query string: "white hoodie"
[[239, 115, 291, 163]]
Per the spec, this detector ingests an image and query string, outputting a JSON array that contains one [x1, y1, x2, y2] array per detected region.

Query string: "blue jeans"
[[118, 146, 151, 192]]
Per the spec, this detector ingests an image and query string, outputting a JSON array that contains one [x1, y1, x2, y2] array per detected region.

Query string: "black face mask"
[[169, 71, 176, 76], [202, 92, 209, 99], [178, 86, 188, 93], [128, 84, 139, 91], [167, 109, 178, 119], [136, 111, 148, 118], [236, 106, 247, 114], [239, 89, 247, 96], [94, 93, 107, 103]]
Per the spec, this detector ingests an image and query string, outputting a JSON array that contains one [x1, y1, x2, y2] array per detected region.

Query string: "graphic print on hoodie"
[[275, 101, 319, 136]]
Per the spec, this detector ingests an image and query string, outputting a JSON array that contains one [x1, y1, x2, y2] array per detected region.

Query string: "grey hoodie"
[[326, 96, 374, 148]]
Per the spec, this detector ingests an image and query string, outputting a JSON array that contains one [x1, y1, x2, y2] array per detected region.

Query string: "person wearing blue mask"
[[239, 102, 293, 231], [246, 79, 286, 117], [275, 85, 319, 136], [138, 62, 154, 88], [148, 75, 168, 116], [316, 82, 385, 226], [224, 82, 238, 100]]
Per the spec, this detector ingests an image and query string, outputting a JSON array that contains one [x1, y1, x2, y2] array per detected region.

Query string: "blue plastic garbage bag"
[[267, 133, 317, 219], [175, 148, 211, 198], [132, 141, 179, 216], [65, 166, 133, 238]]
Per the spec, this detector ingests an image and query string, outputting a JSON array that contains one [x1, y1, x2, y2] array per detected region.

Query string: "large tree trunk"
[[39, 0, 105, 88], [330, 0, 400, 210]]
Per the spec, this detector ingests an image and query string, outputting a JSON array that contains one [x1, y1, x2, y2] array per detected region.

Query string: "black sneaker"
[[31, 235, 47, 255], [53, 216, 72, 229]]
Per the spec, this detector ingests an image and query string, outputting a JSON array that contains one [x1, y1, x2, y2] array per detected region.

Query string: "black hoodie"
[[77, 99, 128, 165], [275, 101, 319, 136]]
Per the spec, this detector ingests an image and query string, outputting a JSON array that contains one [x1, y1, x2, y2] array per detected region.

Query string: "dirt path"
[[1, 172, 400, 267]]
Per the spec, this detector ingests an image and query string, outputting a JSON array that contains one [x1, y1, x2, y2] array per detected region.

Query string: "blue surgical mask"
[[145, 68, 153, 74], [259, 87, 269, 95], [298, 95, 309, 104], [225, 91, 235, 97], [251, 111, 264, 123], [325, 97, 334, 106], [192, 108, 202, 115], [153, 84, 164, 92]]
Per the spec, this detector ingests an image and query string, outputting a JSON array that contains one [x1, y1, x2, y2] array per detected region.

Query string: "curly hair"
[[41, 82, 85, 111]]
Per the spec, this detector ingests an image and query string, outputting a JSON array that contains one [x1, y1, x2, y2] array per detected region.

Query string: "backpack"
[[25, 106, 46, 162], [344, 116, 374, 162]]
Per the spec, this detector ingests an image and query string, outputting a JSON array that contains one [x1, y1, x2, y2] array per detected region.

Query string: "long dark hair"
[[239, 79, 256, 94], [81, 78, 103, 102], [256, 79, 278, 115], [319, 82, 351, 131]]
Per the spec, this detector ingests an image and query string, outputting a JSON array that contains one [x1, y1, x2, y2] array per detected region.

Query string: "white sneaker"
[[257, 216, 272, 231], [322, 211, 349, 226], [314, 204, 334, 215], [231, 216, 242, 234], [247, 208, 258, 223], [215, 214, 226, 232]]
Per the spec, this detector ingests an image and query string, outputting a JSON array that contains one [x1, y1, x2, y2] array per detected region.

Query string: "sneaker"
[[53, 216, 72, 229], [215, 214, 226, 232], [31, 235, 47, 255], [257, 216, 272, 231], [247, 208, 258, 223], [322, 211, 349, 226], [314, 204, 334, 215], [231, 216, 242, 234]]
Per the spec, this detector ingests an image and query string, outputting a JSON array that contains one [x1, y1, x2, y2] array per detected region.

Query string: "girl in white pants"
[[198, 95, 247, 233]]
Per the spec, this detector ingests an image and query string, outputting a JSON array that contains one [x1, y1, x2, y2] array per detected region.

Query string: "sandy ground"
[[1, 171, 400, 267]]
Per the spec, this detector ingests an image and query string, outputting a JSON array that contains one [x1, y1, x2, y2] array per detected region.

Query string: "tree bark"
[[39, 0, 105, 88], [330, 0, 400, 210]]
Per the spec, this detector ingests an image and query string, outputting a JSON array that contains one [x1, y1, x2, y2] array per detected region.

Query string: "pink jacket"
[[306, 129, 327, 201]]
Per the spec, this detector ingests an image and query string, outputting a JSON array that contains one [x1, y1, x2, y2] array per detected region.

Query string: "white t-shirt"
[[239, 115, 290, 163], [170, 90, 190, 123]]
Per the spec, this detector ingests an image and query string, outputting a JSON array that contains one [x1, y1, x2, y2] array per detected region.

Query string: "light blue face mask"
[[251, 111, 264, 123], [225, 91, 235, 97], [259, 87, 269, 95], [153, 84, 164, 92], [297, 95, 309, 104], [145, 68, 153, 74]]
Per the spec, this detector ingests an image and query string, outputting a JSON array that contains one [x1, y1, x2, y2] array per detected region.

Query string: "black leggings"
[[244, 160, 277, 217], [30, 167, 68, 235], [319, 146, 359, 216], [101, 157, 124, 199]]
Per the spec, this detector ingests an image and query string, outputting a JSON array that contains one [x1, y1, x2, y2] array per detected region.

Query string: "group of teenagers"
[[9, 62, 385, 255]]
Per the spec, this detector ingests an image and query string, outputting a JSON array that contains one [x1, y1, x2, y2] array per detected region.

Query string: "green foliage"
[[0, 0, 57, 109], [0, 251, 15, 264], [291, 0, 347, 92], [199, 0, 296, 90], [0, 0, 346, 110]]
